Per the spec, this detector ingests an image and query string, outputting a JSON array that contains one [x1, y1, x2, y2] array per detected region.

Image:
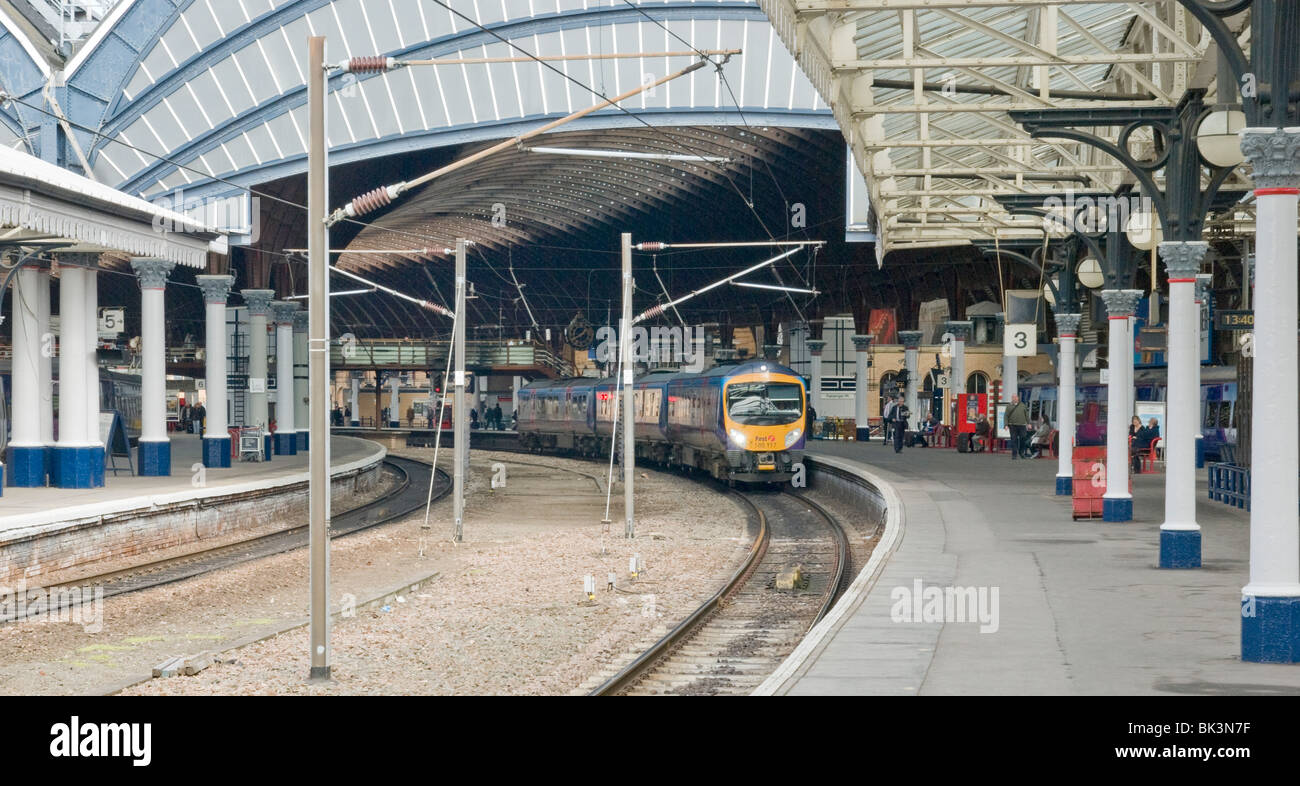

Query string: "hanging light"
[[1195, 109, 1247, 168], [1076, 257, 1104, 289], [1124, 210, 1163, 251]]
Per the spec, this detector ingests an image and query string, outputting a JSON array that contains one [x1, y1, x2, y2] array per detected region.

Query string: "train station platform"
[[759, 442, 1300, 696], [0, 435, 386, 588]]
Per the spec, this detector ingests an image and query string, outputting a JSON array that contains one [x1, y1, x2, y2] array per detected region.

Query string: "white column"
[[197, 275, 234, 467], [900, 331, 922, 432], [999, 312, 1019, 403], [293, 311, 309, 449], [131, 259, 176, 476], [806, 339, 826, 417], [388, 375, 401, 427], [350, 377, 360, 426], [8, 266, 44, 486], [54, 263, 90, 487], [242, 289, 274, 458], [1099, 289, 1143, 521], [1054, 313, 1081, 496], [512, 374, 522, 426], [242, 289, 274, 430], [271, 301, 298, 454], [1238, 127, 1300, 662], [851, 335, 872, 440], [1157, 241, 1207, 567], [946, 321, 973, 425], [83, 257, 101, 478], [37, 268, 53, 448]]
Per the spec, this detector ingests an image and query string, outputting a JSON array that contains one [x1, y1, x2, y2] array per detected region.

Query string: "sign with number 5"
[[1004, 323, 1037, 357]]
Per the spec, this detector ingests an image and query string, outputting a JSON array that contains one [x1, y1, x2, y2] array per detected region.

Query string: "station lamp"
[[1076, 257, 1104, 289], [1124, 210, 1163, 251], [1195, 109, 1248, 168]]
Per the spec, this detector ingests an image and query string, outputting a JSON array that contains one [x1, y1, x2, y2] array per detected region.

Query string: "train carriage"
[[520, 360, 806, 484]]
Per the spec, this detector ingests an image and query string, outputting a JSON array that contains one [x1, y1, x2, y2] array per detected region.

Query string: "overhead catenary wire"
[[326, 56, 716, 226]]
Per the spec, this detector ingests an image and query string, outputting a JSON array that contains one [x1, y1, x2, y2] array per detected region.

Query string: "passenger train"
[[517, 360, 807, 483], [1017, 365, 1239, 461], [0, 363, 143, 452]]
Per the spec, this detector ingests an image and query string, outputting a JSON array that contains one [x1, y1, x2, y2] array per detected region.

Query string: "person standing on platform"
[[806, 402, 818, 440], [882, 396, 897, 445], [892, 394, 910, 454], [1006, 394, 1030, 460], [194, 402, 206, 435], [492, 403, 503, 430]]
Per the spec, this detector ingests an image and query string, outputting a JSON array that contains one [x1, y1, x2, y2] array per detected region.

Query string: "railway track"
[[0, 455, 449, 623], [590, 485, 851, 696]]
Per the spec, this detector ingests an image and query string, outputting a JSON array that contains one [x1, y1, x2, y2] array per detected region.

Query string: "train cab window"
[[726, 382, 802, 425], [1218, 402, 1232, 428]]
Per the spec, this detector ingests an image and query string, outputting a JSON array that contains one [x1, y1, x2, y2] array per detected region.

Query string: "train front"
[[721, 366, 806, 482]]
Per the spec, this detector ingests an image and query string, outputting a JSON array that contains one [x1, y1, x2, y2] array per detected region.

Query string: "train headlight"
[[728, 428, 747, 447], [785, 428, 802, 448]]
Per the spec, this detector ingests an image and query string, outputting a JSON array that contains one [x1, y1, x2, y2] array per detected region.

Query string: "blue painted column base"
[[53, 446, 101, 489], [1103, 497, 1132, 522], [274, 432, 297, 456], [138, 440, 172, 477], [202, 437, 232, 468], [349, 420, 359, 427], [90, 446, 104, 488], [1159, 529, 1201, 568], [1242, 596, 1300, 663], [297, 431, 309, 451], [8, 446, 47, 487], [856, 427, 870, 441], [264, 434, 273, 461], [388, 420, 400, 428], [0, 463, 4, 495], [1055, 476, 1072, 496]]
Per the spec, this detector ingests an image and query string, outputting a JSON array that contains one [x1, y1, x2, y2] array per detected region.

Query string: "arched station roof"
[[57, 0, 832, 203]]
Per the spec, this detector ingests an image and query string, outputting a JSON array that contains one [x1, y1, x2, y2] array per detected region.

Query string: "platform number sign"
[[99, 307, 125, 336], [1004, 323, 1036, 357]]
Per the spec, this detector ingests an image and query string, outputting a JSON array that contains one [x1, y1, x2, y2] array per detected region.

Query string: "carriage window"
[[1203, 402, 1218, 429], [1218, 402, 1232, 428], [726, 382, 802, 426]]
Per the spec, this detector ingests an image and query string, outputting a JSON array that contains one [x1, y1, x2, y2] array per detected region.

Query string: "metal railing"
[[1207, 463, 1250, 511], [331, 338, 572, 376]]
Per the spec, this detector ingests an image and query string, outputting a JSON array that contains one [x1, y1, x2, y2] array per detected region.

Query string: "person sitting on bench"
[[1027, 416, 1053, 458], [973, 415, 991, 452], [911, 414, 939, 447]]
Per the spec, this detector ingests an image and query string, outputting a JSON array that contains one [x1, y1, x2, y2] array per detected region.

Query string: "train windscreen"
[[726, 382, 803, 426]]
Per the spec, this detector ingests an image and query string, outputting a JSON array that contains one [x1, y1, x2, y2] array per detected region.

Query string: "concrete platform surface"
[[776, 440, 1300, 696], [0, 435, 384, 535]]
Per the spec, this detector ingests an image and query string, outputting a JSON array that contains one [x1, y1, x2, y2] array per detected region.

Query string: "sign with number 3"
[[1004, 323, 1037, 357]]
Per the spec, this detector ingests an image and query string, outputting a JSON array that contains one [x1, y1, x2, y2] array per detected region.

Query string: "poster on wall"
[[868, 309, 897, 345], [165, 392, 180, 422], [995, 403, 1010, 439]]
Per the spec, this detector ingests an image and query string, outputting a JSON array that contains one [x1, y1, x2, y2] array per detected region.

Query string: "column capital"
[[1195, 273, 1214, 305], [292, 310, 309, 333], [130, 258, 176, 290], [806, 339, 827, 356], [57, 252, 101, 269], [850, 334, 872, 352], [1054, 313, 1082, 337], [271, 300, 300, 325], [241, 289, 276, 317], [944, 320, 973, 341], [1157, 241, 1209, 280], [898, 330, 923, 350], [1099, 289, 1144, 317], [196, 275, 235, 304], [762, 344, 781, 361], [1240, 127, 1300, 190], [995, 311, 1006, 326]]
